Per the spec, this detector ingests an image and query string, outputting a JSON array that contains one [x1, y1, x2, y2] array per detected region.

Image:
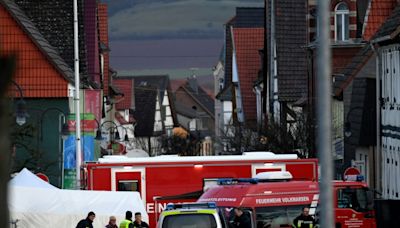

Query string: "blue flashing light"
[[165, 202, 217, 210], [166, 203, 175, 210], [356, 175, 364, 182], [218, 178, 258, 185]]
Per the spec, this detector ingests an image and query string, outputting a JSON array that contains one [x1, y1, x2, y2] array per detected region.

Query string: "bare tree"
[[215, 112, 313, 157]]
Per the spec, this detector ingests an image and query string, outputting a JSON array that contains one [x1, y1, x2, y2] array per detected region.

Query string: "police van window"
[[255, 205, 306, 228], [337, 188, 368, 212], [118, 180, 138, 191], [162, 214, 217, 228]]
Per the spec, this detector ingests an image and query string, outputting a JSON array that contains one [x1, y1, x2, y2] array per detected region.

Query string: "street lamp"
[[95, 120, 129, 143], [344, 107, 364, 138], [11, 80, 29, 126]]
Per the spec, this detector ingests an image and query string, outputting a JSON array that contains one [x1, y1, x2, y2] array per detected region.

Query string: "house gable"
[[0, 3, 70, 98]]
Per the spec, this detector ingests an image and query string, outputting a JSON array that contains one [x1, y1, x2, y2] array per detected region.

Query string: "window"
[[335, 2, 349, 41], [255, 205, 309, 228], [118, 180, 138, 191], [219, 207, 253, 228], [337, 188, 369, 212], [162, 214, 217, 228]]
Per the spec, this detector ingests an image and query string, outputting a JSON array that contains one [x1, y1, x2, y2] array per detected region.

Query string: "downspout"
[[264, 0, 269, 124], [370, 42, 381, 194], [269, 0, 276, 119]]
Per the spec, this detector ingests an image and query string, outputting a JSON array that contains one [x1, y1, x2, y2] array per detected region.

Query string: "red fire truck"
[[83, 152, 318, 226], [198, 171, 376, 228]]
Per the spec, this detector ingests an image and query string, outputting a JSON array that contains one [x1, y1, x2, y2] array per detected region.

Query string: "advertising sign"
[[63, 113, 96, 189]]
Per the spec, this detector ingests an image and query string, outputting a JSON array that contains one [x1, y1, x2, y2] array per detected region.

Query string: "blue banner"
[[63, 135, 95, 189]]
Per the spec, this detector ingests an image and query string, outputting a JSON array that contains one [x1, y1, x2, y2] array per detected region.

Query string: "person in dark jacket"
[[233, 207, 252, 228], [132, 212, 149, 228], [76, 211, 95, 228], [293, 207, 315, 228]]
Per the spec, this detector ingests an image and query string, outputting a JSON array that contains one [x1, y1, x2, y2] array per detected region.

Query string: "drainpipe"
[[370, 42, 381, 195]]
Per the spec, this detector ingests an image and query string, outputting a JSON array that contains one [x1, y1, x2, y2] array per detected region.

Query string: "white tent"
[[8, 169, 148, 228]]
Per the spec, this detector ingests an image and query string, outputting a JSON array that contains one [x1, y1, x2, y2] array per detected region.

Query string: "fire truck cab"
[[198, 171, 376, 228]]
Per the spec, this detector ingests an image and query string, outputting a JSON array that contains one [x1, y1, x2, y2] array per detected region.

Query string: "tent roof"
[[9, 168, 57, 189]]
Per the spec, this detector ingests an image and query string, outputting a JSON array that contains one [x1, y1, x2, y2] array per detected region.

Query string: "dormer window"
[[335, 2, 349, 41]]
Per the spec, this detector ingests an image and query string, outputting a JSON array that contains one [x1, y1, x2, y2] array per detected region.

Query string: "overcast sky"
[[104, 0, 263, 73]]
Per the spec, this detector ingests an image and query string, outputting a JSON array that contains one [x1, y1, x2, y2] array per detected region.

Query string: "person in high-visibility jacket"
[[120, 211, 134, 228], [293, 207, 315, 228]]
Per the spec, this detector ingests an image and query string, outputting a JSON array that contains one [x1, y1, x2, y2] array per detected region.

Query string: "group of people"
[[76, 211, 149, 228], [76, 206, 315, 228]]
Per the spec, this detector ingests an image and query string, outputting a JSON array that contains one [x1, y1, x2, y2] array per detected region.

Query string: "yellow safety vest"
[[294, 220, 313, 228], [119, 219, 132, 228]]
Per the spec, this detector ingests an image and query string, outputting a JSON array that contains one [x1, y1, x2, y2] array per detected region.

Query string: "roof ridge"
[[0, 0, 74, 83]]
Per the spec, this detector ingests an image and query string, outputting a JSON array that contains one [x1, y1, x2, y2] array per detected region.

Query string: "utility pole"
[[317, 0, 334, 227], [73, 0, 82, 189]]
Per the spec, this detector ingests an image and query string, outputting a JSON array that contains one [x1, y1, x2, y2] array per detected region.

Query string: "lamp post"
[[73, 0, 82, 190]]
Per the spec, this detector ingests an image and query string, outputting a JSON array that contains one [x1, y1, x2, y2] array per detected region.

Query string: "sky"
[[104, 0, 264, 76]]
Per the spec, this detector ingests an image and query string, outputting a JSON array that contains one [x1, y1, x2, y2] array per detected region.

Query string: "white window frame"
[[334, 2, 349, 41]]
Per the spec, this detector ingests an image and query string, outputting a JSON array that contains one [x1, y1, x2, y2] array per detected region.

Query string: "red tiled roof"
[[98, 3, 110, 95], [363, 0, 398, 40], [233, 28, 264, 121], [0, 4, 69, 98], [113, 78, 133, 110]]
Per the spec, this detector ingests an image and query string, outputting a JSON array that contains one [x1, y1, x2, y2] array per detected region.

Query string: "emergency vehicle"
[[157, 202, 223, 228], [198, 171, 376, 228], [82, 152, 318, 226]]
